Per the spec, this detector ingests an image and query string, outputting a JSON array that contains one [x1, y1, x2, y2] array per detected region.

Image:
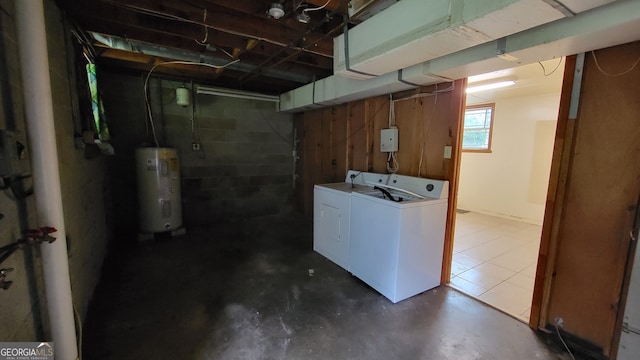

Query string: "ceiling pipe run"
[[15, 1, 78, 359]]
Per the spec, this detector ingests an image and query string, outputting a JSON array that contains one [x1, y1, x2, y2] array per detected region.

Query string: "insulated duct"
[[281, 0, 640, 112], [334, 0, 615, 79]]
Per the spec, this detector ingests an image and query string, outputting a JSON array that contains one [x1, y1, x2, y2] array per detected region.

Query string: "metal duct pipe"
[[15, 1, 78, 359]]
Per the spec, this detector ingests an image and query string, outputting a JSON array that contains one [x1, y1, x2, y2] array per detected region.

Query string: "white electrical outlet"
[[555, 317, 564, 328], [444, 145, 452, 159]]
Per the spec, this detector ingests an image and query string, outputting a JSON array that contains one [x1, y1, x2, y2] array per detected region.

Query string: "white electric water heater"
[[135, 147, 182, 232]]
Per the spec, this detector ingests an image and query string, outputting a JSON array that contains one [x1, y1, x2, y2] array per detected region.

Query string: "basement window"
[[462, 104, 494, 152], [85, 63, 110, 141], [69, 26, 111, 148]]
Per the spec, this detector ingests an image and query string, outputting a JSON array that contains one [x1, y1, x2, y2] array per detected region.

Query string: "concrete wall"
[[102, 74, 294, 235], [457, 93, 560, 224], [0, 0, 111, 341]]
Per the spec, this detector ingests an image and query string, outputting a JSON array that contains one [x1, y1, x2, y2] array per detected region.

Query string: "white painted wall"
[[457, 93, 560, 224]]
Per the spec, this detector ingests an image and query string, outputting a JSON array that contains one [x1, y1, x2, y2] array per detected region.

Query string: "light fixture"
[[466, 77, 517, 93], [268, 3, 285, 19], [176, 87, 191, 107], [196, 86, 280, 103], [296, 0, 330, 24]]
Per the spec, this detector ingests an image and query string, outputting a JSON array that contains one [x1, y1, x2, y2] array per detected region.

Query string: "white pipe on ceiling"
[[15, 1, 78, 359]]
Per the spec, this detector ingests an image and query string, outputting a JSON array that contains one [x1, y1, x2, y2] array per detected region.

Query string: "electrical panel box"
[[380, 128, 398, 152], [0, 130, 30, 177]]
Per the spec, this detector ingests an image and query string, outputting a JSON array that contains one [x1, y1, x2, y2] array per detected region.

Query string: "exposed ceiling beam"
[[86, 0, 334, 57], [305, 0, 349, 13], [82, 17, 333, 71], [97, 52, 301, 94], [56, 0, 346, 94], [95, 41, 325, 84]]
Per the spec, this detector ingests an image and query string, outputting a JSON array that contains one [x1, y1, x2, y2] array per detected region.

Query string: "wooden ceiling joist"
[[57, 0, 350, 93]]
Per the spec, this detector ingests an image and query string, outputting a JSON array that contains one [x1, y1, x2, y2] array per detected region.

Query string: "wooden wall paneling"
[[325, 107, 337, 181], [347, 100, 367, 171], [369, 95, 391, 173], [303, 110, 323, 214], [331, 105, 349, 181], [545, 42, 640, 356], [531, 55, 577, 329], [364, 98, 376, 172], [419, 94, 440, 179], [299, 112, 311, 215], [319, 107, 333, 184], [297, 113, 308, 214], [426, 86, 456, 180], [311, 110, 323, 212], [387, 82, 461, 181], [394, 97, 422, 176], [414, 97, 431, 177], [293, 114, 305, 212], [441, 79, 467, 284]]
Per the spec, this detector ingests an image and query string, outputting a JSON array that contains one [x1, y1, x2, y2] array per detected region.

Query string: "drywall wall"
[[101, 74, 294, 232], [457, 93, 560, 224], [0, 0, 111, 341]]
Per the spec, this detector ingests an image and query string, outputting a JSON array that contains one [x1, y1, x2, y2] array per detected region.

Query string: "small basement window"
[[85, 62, 110, 141], [462, 104, 494, 152]]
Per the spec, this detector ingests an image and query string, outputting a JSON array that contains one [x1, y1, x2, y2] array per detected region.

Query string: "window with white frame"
[[462, 104, 494, 152]]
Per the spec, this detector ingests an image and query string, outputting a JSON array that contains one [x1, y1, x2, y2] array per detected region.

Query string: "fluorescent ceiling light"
[[196, 86, 280, 102], [466, 78, 516, 93], [468, 70, 512, 84]]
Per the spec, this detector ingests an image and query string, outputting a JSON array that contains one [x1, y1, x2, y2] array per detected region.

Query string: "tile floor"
[[449, 211, 542, 323]]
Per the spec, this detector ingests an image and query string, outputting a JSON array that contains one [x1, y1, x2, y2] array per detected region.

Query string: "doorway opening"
[[449, 58, 565, 322]]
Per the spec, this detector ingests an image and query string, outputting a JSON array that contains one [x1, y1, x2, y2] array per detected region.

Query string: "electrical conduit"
[[15, 1, 78, 359]]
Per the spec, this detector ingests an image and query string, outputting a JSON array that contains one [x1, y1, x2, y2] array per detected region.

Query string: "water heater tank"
[[135, 147, 182, 233]]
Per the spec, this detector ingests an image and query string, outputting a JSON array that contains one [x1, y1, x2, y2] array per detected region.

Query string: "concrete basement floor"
[[84, 214, 572, 359]]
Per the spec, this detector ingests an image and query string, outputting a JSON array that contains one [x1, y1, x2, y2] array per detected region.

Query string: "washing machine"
[[349, 174, 449, 303]]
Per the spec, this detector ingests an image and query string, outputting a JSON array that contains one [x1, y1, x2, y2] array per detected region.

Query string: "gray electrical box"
[[380, 127, 398, 152], [0, 130, 30, 177]]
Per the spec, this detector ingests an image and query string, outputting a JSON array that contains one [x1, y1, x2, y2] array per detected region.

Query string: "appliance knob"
[[426, 184, 434, 191]]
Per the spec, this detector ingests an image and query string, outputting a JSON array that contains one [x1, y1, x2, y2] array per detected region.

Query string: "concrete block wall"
[[99, 73, 148, 241], [0, 0, 111, 342], [102, 75, 294, 232]]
